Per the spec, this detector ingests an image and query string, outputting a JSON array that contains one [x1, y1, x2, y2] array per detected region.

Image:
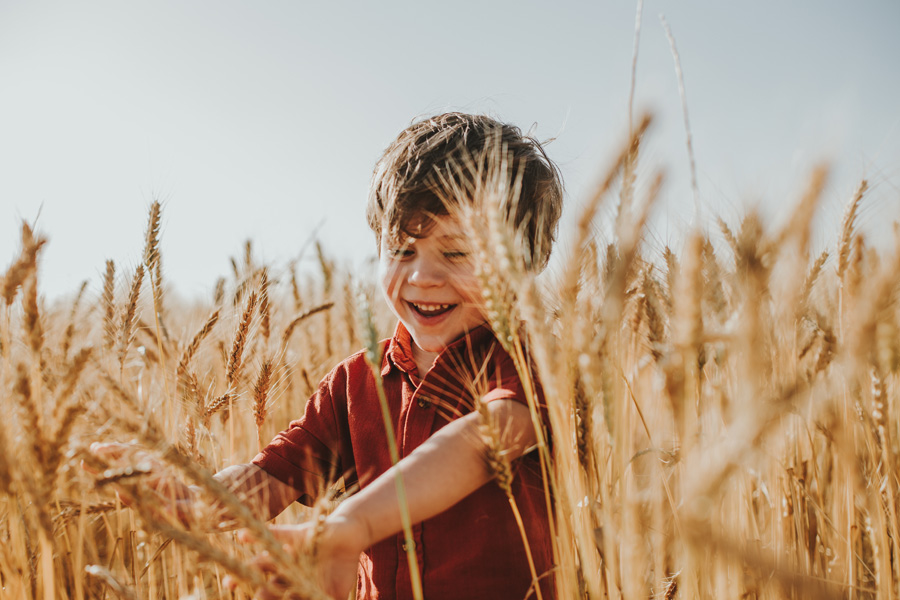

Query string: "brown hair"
[[367, 113, 563, 271]]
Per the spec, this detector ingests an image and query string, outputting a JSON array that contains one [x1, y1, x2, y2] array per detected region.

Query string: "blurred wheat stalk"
[[1, 120, 898, 599]]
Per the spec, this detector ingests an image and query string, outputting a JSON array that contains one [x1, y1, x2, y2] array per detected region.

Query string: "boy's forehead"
[[381, 214, 468, 244]]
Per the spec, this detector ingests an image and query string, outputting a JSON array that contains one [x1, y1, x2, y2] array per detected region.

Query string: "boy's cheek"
[[457, 280, 484, 306], [380, 269, 401, 297], [377, 261, 401, 293]]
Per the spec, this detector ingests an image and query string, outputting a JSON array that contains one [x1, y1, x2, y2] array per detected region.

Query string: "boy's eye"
[[388, 247, 413, 258], [443, 250, 469, 260]]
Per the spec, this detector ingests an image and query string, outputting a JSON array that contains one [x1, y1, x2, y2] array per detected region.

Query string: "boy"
[[96, 113, 563, 599]]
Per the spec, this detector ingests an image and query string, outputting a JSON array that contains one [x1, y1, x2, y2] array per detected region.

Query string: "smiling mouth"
[[408, 302, 456, 317]]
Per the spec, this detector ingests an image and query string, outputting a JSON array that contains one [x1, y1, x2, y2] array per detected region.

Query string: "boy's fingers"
[[237, 529, 294, 559], [90, 442, 160, 469], [89, 442, 130, 461], [267, 523, 315, 551], [239, 524, 316, 564], [240, 524, 310, 546], [248, 550, 277, 572]]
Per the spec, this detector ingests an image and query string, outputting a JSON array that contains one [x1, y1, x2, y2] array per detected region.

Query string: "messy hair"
[[366, 113, 563, 271]]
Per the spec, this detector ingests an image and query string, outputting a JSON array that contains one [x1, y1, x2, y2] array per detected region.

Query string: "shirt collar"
[[382, 321, 496, 378]]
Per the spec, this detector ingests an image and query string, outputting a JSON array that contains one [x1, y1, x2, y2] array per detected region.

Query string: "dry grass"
[[1, 127, 898, 600]]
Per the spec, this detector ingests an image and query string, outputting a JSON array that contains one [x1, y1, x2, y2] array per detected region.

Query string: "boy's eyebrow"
[[385, 233, 469, 246], [435, 234, 467, 244], [386, 235, 416, 247]]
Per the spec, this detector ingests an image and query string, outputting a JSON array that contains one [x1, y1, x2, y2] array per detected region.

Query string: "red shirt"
[[252, 322, 554, 599]]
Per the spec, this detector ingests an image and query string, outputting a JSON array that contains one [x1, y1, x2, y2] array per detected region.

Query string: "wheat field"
[[1, 117, 898, 599]]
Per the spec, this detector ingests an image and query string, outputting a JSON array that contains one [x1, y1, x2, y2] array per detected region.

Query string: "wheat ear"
[[837, 179, 868, 281], [289, 261, 303, 311], [177, 310, 220, 442], [142, 201, 171, 384], [716, 216, 739, 262], [205, 292, 256, 426], [253, 359, 273, 451], [23, 270, 43, 356], [279, 303, 334, 353], [225, 291, 257, 388], [213, 277, 225, 305], [258, 267, 271, 345], [56, 346, 93, 404], [117, 264, 145, 373], [1, 222, 46, 306], [101, 260, 116, 352], [797, 250, 829, 319], [58, 280, 89, 361], [176, 310, 220, 383]]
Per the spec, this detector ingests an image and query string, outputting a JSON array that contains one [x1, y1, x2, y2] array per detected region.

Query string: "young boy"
[[96, 113, 563, 599]]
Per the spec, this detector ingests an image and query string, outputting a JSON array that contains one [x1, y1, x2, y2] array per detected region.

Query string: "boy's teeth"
[[412, 303, 453, 314]]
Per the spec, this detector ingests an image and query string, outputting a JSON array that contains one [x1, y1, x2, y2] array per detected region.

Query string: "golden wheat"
[[0, 129, 897, 599]]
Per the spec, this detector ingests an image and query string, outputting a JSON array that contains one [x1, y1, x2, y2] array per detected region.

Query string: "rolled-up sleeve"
[[252, 364, 351, 504]]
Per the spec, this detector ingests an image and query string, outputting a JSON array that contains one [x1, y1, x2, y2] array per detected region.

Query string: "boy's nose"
[[408, 257, 445, 287]]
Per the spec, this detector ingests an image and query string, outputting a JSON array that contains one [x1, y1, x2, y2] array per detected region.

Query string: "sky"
[[2, 1, 899, 300]]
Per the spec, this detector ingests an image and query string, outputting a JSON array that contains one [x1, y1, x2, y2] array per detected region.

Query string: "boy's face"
[[379, 215, 486, 370]]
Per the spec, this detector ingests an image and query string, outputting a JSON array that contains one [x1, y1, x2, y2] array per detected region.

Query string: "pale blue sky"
[[2, 1, 899, 299]]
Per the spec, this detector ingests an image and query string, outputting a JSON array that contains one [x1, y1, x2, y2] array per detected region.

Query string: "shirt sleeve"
[[251, 363, 349, 505], [480, 345, 552, 447]]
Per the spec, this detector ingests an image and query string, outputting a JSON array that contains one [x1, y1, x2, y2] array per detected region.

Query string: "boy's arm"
[[332, 397, 535, 542], [212, 463, 301, 522], [255, 398, 537, 599]]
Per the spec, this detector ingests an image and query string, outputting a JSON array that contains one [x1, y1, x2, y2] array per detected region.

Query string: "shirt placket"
[[395, 528, 425, 600], [393, 373, 435, 600]]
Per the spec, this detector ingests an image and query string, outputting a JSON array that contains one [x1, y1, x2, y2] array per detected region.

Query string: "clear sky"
[[2, 1, 899, 300]]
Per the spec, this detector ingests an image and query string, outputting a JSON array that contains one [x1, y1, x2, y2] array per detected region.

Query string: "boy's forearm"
[[209, 463, 300, 523], [177, 464, 298, 528], [329, 399, 535, 549]]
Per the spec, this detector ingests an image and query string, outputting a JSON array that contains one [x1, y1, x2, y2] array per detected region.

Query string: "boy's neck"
[[411, 345, 439, 379]]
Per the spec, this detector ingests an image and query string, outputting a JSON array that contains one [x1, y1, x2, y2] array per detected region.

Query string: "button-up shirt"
[[253, 322, 554, 599]]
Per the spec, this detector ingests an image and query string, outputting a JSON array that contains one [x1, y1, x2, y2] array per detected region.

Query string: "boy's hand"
[[235, 514, 368, 600]]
